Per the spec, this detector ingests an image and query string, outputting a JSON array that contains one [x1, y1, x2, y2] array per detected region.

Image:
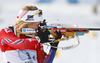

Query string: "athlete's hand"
[[38, 27, 50, 43], [55, 30, 62, 39], [50, 30, 62, 50]]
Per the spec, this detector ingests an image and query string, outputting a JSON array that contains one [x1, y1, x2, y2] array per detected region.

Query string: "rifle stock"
[[41, 28, 89, 39]]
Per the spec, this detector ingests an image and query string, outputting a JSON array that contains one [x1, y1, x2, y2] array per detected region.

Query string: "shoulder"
[[0, 28, 14, 38], [1, 28, 13, 33]]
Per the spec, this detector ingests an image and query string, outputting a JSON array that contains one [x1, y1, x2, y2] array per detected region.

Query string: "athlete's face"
[[27, 21, 41, 30]]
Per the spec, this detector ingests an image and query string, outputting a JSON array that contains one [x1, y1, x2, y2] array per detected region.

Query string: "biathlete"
[[0, 6, 62, 63]]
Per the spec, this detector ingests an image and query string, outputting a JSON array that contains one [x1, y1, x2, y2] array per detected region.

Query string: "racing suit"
[[0, 28, 57, 63]]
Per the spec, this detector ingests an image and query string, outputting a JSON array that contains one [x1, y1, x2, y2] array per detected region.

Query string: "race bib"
[[18, 50, 37, 63]]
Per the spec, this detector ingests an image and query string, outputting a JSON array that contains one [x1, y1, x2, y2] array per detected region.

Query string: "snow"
[[0, 0, 100, 63]]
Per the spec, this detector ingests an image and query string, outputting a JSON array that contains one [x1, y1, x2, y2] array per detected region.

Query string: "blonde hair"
[[22, 6, 38, 11], [15, 6, 38, 31]]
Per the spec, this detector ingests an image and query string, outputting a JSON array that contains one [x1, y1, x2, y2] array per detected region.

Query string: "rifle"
[[16, 20, 100, 50]]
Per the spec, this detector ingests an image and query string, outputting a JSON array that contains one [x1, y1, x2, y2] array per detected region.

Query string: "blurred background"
[[0, 0, 100, 63]]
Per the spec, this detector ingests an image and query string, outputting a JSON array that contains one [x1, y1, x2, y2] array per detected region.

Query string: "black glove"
[[55, 30, 62, 40], [50, 30, 62, 51], [38, 27, 50, 43]]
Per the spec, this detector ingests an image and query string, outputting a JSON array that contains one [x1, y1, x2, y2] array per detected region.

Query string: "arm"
[[36, 43, 58, 63], [39, 30, 61, 63], [0, 28, 39, 50], [42, 48, 57, 63], [42, 41, 60, 63], [37, 27, 61, 63]]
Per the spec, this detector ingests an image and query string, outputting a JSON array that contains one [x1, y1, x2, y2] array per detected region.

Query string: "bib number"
[[18, 50, 37, 62]]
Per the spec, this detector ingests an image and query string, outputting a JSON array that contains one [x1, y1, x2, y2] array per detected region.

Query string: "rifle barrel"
[[51, 28, 100, 32], [64, 28, 100, 31], [88, 28, 100, 31], [46, 27, 100, 31], [68, 28, 100, 31]]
